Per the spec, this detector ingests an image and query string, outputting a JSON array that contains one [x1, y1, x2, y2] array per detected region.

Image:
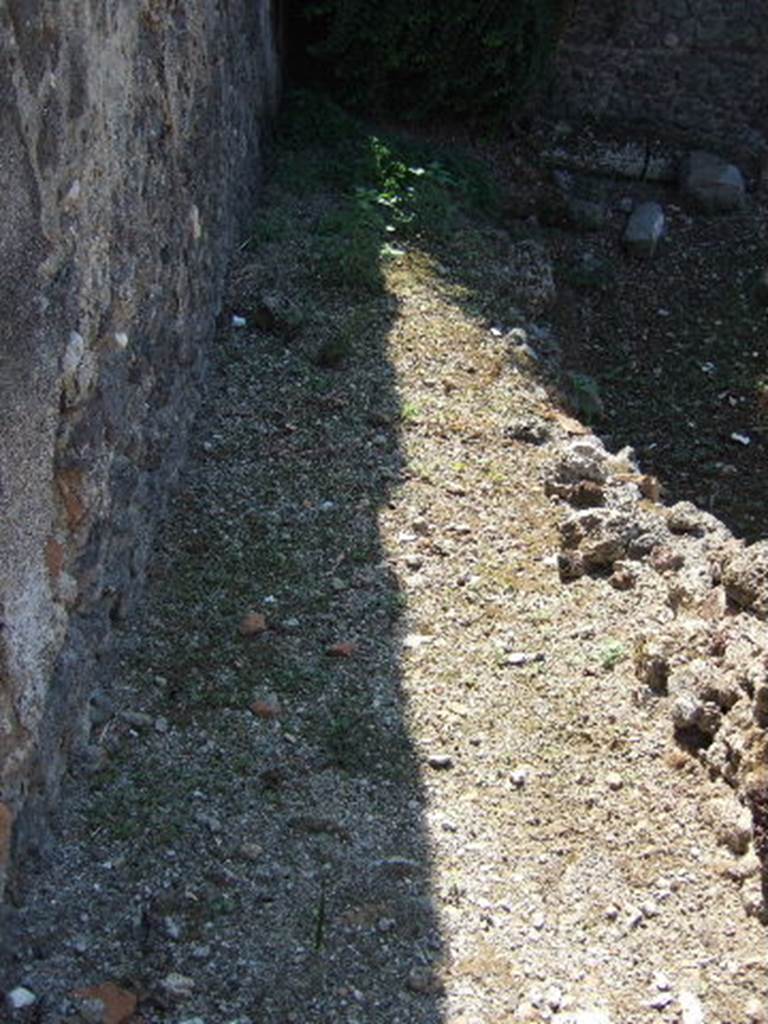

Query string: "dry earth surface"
[[3, 96, 768, 1024]]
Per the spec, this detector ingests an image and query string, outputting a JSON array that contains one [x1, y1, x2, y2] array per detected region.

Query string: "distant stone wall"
[[549, 0, 768, 156], [0, 0, 279, 898]]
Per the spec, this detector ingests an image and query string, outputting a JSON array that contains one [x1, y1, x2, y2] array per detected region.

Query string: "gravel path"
[[4, 102, 767, 1024]]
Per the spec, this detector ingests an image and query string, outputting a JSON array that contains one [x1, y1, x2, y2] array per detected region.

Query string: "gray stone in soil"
[[505, 417, 550, 444], [88, 690, 115, 726], [623, 201, 665, 258], [120, 710, 154, 729], [377, 856, 422, 879], [672, 693, 721, 736], [556, 438, 609, 485], [427, 753, 454, 770], [406, 965, 445, 995], [160, 972, 195, 1000], [78, 998, 107, 1024], [558, 550, 585, 581], [679, 151, 746, 213], [626, 524, 670, 558], [635, 647, 669, 693], [650, 993, 675, 1010], [667, 500, 719, 536], [76, 744, 110, 775]]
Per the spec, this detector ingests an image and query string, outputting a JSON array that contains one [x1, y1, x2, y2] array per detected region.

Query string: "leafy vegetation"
[[567, 371, 604, 423], [597, 639, 627, 672], [287, 0, 574, 124], [258, 89, 503, 301]]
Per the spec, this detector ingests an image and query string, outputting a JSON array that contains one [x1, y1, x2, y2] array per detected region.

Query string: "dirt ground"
[[4, 98, 767, 1024]]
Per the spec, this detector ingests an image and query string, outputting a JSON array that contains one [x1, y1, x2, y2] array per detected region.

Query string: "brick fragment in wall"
[[55, 469, 88, 531], [44, 538, 65, 583]]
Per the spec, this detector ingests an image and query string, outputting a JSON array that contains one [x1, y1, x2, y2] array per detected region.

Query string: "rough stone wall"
[[0, 0, 279, 898], [548, 0, 768, 155]]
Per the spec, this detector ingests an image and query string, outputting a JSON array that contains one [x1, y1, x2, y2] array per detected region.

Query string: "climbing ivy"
[[290, 0, 574, 124]]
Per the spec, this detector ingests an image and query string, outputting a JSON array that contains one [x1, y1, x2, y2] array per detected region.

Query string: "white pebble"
[[744, 996, 767, 1024], [427, 753, 453, 770], [555, 1010, 612, 1024], [680, 990, 705, 1024], [546, 986, 564, 1010], [62, 331, 85, 375], [161, 972, 195, 999], [506, 651, 531, 666], [605, 772, 623, 791], [63, 179, 81, 205], [7, 988, 36, 1010]]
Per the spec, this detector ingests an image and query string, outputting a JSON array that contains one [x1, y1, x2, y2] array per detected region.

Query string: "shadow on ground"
[[20, 91, 455, 1023], [538, 172, 768, 542]]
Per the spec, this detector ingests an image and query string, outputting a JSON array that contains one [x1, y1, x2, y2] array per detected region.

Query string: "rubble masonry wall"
[[0, 0, 280, 897], [550, 0, 768, 157]]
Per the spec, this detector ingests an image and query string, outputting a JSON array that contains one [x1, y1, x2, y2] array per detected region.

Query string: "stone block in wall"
[[0, 0, 280, 900]]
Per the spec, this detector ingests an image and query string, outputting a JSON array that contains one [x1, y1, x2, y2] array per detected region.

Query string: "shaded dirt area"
[[481, 125, 768, 542]]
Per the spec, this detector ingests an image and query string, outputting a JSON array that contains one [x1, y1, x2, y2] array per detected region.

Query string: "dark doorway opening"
[[279, 0, 332, 88]]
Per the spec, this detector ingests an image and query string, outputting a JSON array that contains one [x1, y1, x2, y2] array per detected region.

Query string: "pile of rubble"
[[541, 134, 755, 261], [546, 433, 768, 917]]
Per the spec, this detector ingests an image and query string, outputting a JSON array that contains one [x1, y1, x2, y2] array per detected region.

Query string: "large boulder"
[[679, 151, 746, 213]]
